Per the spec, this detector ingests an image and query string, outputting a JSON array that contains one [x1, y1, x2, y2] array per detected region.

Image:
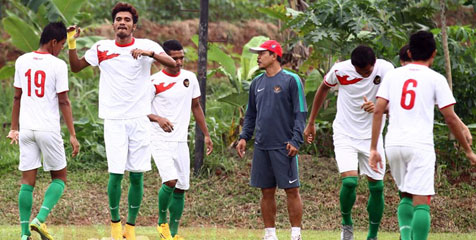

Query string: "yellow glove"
[[67, 30, 77, 49]]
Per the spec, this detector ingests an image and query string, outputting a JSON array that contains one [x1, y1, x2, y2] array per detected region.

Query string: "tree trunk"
[[440, 0, 452, 90], [194, 0, 208, 175]]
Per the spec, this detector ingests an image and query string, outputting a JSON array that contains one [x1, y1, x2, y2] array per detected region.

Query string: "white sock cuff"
[[291, 227, 301, 236], [265, 227, 277, 236]]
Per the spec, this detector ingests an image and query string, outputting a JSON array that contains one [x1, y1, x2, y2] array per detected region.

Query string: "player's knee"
[[165, 180, 177, 188], [368, 180, 384, 193], [342, 176, 358, 189], [129, 172, 143, 185]]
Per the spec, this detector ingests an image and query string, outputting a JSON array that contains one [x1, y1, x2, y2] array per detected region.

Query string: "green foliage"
[[2, 14, 40, 52]]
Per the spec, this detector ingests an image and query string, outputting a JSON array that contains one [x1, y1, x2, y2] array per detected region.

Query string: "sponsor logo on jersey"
[[335, 70, 363, 85], [155, 82, 177, 94], [97, 45, 120, 64], [373, 75, 381, 85], [183, 78, 190, 87], [273, 85, 282, 93]]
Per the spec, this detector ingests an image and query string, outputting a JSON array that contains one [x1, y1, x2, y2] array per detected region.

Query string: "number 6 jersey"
[[13, 51, 69, 132], [376, 63, 456, 150]]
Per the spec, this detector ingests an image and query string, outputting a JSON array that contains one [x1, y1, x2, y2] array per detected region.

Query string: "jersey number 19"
[[25, 69, 46, 98]]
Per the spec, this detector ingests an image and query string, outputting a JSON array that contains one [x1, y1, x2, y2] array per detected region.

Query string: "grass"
[[1, 225, 476, 240]]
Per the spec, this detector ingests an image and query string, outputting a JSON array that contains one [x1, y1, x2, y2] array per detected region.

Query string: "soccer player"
[[399, 44, 412, 66], [66, 2, 175, 240], [148, 39, 213, 240], [303, 45, 394, 240], [7, 21, 80, 240], [236, 40, 307, 240], [369, 31, 476, 240]]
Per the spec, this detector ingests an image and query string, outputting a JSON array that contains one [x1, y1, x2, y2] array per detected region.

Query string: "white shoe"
[[341, 225, 353, 240], [291, 235, 301, 240], [263, 234, 278, 240]]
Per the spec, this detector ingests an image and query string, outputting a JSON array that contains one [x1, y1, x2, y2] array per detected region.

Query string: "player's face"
[[355, 64, 374, 78], [113, 11, 136, 38], [257, 51, 275, 69], [51, 38, 66, 56], [168, 49, 185, 72]]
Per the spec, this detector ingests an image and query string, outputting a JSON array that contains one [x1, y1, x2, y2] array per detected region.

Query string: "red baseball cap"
[[249, 40, 283, 57]]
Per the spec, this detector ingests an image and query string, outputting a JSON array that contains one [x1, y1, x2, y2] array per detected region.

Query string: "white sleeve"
[[376, 72, 391, 101], [148, 40, 165, 63], [192, 73, 201, 99], [13, 58, 22, 88], [323, 65, 338, 87], [55, 60, 69, 93], [435, 76, 456, 109], [379, 60, 395, 79], [84, 42, 99, 66]]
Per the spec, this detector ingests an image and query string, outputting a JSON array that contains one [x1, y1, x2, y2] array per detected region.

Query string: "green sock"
[[398, 197, 413, 240], [412, 204, 431, 240], [36, 179, 65, 223], [367, 180, 384, 239], [108, 173, 123, 222], [158, 184, 175, 225], [19, 184, 34, 236], [127, 172, 143, 225], [340, 176, 358, 226], [169, 191, 185, 237]]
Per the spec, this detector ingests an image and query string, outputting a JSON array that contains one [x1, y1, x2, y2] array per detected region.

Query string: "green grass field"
[[1, 226, 476, 240]]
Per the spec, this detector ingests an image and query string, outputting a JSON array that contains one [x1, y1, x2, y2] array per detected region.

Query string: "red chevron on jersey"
[[335, 70, 363, 85], [154, 82, 176, 94], [97, 45, 120, 64]]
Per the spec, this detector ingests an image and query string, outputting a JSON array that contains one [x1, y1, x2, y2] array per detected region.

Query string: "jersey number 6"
[[400, 79, 418, 110], [25, 69, 46, 98]]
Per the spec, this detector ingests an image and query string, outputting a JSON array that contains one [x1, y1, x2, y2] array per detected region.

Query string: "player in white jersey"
[[149, 40, 212, 240], [7, 22, 79, 240], [370, 31, 476, 240], [304, 46, 394, 240], [66, 3, 176, 240]]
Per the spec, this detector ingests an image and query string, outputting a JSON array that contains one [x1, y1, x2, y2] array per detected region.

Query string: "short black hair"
[[267, 50, 282, 64], [409, 31, 436, 61], [399, 44, 411, 62], [112, 2, 139, 24], [163, 39, 183, 55], [39, 21, 67, 46], [351, 45, 376, 68]]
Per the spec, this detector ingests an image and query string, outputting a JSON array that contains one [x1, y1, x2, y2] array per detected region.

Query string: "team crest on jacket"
[[273, 85, 282, 93], [183, 79, 190, 87], [373, 75, 381, 85]]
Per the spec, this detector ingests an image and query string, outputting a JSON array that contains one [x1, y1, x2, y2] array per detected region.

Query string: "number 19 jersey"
[[13, 51, 69, 132], [376, 63, 455, 150]]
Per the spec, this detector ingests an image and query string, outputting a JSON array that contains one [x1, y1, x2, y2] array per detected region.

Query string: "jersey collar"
[[115, 37, 135, 47], [162, 69, 181, 77]]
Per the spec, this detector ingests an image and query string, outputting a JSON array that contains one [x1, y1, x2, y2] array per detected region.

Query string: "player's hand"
[[369, 149, 383, 173], [205, 135, 213, 155], [66, 26, 81, 49], [154, 116, 174, 132], [236, 139, 246, 158], [131, 49, 153, 59], [6, 130, 19, 144], [361, 96, 375, 113], [70, 135, 80, 157], [465, 151, 476, 166], [286, 143, 298, 157], [303, 123, 316, 144]]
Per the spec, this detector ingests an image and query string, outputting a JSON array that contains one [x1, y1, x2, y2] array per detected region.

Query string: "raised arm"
[[67, 26, 90, 73]]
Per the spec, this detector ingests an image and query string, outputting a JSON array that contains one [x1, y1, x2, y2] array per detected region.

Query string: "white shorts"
[[19, 129, 66, 172], [151, 140, 190, 190], [333, 133, 386, 180], [104, 116, 151, 174], [386, 146, 435, 195]]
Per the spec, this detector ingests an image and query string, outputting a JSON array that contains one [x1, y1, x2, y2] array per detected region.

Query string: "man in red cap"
[[236, 40, 307, 240]]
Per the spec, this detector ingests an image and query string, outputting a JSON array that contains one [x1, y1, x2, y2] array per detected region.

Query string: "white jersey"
[[14, 51, 69, 132], [377, 63, 456, 150], [84, 38, 164, 119], [324, 59, 394, 139], [150, 69, 201, 142]]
